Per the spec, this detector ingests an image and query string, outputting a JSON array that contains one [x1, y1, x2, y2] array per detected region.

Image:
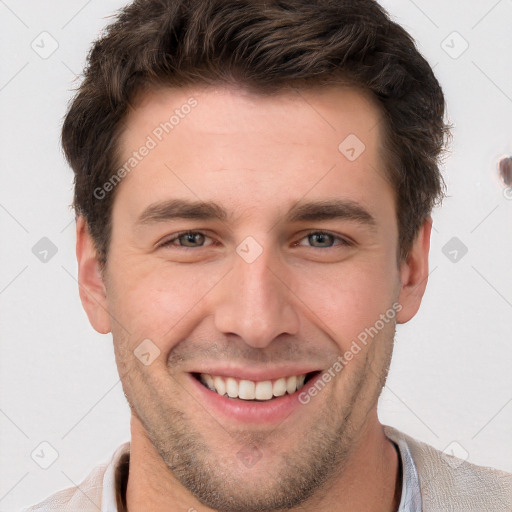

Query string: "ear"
[[76, 215, 112, 334], [396, 216, 432, 324]]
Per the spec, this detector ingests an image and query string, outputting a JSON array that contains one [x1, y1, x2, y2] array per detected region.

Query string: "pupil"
[[182, 233, 203, 246], [311, 233, 332, 247]]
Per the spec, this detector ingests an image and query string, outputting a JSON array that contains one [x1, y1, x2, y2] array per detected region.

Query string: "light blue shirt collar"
[[394, 436, 422, 512]]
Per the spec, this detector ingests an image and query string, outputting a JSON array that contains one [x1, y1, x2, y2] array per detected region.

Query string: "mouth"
[[191, 371, 321, 402], [187, 368, 328, 424]]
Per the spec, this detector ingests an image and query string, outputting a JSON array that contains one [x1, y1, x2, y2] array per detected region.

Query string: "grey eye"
[[308, 233, 335, 248], [179, 232, 205, 247]]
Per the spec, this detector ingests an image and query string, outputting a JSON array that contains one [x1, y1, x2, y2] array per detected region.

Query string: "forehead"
[[123, 82, 383, 150], [114, 83, 393, 223]]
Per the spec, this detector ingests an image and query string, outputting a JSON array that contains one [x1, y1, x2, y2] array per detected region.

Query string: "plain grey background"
[[0, 0, 511, 509]]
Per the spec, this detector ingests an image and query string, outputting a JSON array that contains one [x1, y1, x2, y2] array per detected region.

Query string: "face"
[[77, 84, 430, 511]]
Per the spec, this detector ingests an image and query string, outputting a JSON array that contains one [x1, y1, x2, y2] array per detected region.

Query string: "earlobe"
[[396, 217, 432, 324], [75, 215, 112, 334]]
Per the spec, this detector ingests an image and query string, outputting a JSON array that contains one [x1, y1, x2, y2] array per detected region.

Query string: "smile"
[[194, 372, 320, 401], [188, 368, 325, 424]]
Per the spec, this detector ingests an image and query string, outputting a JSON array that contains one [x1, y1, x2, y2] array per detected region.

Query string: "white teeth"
[[273, 377, 287, 397], [238, 380, 255, 400], [255, 380, 273, 400], [203, 374, 214, 389], [286, 375, 297, 394], [226, 377, 238, 398], [198, 373, 310, 401], [213, 376, 226, 396]]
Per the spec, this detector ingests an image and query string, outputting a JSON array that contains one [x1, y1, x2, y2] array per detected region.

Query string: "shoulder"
[[383, 424, 512, 512], [22, 442, 130, 512], [21, 464, 106, 512]]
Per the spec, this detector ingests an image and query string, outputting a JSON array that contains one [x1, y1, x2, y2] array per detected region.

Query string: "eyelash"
[[158, 230, 354, 250]]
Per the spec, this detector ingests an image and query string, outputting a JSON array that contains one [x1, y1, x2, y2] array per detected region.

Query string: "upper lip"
[[189, 365, 322, 382]]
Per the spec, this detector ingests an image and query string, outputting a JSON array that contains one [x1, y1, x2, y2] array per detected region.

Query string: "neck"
[[125, 413, 401, 512]]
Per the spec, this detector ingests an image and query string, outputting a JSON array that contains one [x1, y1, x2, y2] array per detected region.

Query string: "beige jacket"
[[23, 424, 512, 511]]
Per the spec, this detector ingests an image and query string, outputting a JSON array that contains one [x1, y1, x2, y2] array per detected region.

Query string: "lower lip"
[[187, 372, 321, 424]]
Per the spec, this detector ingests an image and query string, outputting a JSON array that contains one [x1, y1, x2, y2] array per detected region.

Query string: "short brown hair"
[[62, 0, 450, 266]]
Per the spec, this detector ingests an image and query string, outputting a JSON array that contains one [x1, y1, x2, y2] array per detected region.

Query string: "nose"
[[212, 245, 300, 348]]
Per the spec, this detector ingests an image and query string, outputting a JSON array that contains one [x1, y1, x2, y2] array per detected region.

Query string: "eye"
[[159, 231, 212, 249], [158, 230, 353, 252], [295, 231, 353, 249]]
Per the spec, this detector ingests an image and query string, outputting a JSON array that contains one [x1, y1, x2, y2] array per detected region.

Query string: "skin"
[[76, 84, 431, 512]]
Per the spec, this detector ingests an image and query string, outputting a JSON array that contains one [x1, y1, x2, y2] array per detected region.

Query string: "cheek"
[[293, 256, 398, 349], [107, 258, 225, 347]]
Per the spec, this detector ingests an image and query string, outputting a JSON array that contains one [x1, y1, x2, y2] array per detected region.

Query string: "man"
[[24, 0, 512, 511]]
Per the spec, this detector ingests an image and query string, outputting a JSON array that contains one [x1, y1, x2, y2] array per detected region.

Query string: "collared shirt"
[[100, 437, 422, 512], [101, 442, 129, 512], [394, 435, 422, 512], [25, 424, 512, 511]]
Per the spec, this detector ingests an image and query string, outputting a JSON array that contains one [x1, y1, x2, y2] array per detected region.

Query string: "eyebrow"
[[137, 199, 228, 224], [136, 198, 377, 231], [286, 199, 377, 229]]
